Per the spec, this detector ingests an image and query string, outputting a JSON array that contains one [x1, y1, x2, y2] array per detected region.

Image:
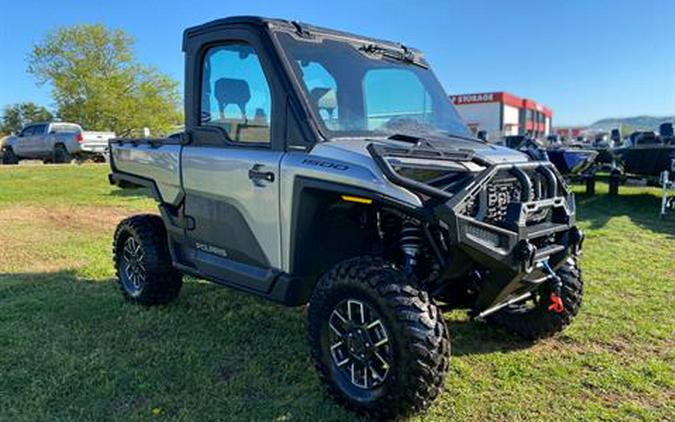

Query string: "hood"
[[314, 137, 530, 166], [1, 135, 17, 148]]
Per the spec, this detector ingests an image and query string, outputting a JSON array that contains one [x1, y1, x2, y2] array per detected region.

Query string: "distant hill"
[[588, 115, 675, 132]]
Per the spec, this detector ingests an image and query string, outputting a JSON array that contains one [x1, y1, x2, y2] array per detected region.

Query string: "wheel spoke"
[[373, 350, 390, 370], [347, 299, 365, 324], [329, 310, 348, 336], [368, 363, 384, 382]]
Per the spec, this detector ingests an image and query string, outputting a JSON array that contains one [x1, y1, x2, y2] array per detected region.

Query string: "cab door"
[[30, 124, 49, 158], [181, 37, 285, 292], [13, 125, 34, 157]]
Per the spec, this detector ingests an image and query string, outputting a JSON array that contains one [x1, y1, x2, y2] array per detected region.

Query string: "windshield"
[[276, 31, 470, 141]]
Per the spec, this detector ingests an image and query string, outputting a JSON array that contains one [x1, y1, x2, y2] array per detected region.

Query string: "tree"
[[0, 102, 54, 135], [28, 24, 181, 137]]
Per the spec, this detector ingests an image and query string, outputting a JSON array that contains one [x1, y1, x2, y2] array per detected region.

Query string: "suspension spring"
[[400, 220, 423, 274]]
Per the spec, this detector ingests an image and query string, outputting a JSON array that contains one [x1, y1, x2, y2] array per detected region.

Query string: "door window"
[[200, 44, 272, 144], [19, 126, 34, 137]]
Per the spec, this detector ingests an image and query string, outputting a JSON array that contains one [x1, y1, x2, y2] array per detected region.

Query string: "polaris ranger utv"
[[109, 16, 583, 419]]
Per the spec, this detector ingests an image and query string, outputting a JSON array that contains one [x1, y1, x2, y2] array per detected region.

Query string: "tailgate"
[[81, 131, 116, 152]]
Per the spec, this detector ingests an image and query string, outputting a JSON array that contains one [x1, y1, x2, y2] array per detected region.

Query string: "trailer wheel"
[[113, 214, 182, 305], [608, 170, 621, 196], [487, 258, 583, 340], [308, 256, 450, 419]]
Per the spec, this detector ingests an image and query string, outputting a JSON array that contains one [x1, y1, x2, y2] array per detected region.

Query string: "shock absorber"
[[399, 219, 423, 274]]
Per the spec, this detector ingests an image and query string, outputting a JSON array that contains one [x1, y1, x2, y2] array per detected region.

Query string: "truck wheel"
[[113, 214, 182, 305], [487, 258, 583, 340], [2, 147, 19, 165], [308, 257, 450, 419], [53, 144, 72, 164]]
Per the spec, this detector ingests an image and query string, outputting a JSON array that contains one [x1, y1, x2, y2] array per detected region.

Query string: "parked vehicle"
[[503, 135, 597, 175], [1, 122, 115, 164], [108, 16, 584, 419], [614, 131, 675, 177]]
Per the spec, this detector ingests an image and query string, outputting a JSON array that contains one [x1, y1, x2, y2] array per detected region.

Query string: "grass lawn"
[[0, 164, 673, 421]]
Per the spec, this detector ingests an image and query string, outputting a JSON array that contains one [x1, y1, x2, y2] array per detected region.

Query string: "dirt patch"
[[0, 204, 139, 233], [0, 204, 154, 272]]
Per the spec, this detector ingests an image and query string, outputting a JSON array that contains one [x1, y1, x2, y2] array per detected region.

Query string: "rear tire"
[[308, 257, 450, 419], [488, 258, 583, 339], [2, 147, 19, 165], [53, 144, 72, 164], [113, 214, 182, 305]]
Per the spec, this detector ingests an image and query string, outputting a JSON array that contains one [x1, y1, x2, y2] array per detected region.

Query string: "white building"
[[450, 92, 553, 139]]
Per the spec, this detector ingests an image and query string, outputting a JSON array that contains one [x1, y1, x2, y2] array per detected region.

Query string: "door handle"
[[248, 164, 275, 183]]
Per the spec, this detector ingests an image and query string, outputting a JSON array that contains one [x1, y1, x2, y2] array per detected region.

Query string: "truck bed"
[[108, 138, 183, 205]]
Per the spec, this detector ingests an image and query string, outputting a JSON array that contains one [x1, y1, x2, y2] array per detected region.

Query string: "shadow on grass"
[[1, 270, 536, 419], [1, 270, 534, 358], [575, 191, 674, 238], [0, 270, 351, 420], [445, 318, 533, 357]]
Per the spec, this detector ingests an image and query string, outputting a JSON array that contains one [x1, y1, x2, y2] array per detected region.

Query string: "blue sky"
[[0, 0, 673, 126]]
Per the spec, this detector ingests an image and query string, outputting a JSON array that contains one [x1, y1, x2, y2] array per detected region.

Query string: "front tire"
[[113, 214, 182, 305], [488, 258, 583, 339], [308, 257, 450, 419], [2, 147, 19, 165]]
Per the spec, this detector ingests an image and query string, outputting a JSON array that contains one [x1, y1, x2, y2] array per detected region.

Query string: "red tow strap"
[[548, 293, 564, 313]]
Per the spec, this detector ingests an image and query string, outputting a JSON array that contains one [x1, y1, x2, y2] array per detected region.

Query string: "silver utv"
[[108, 17, 584, 419]]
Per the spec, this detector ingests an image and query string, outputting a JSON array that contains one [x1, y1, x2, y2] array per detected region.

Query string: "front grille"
[[462, 169, 551, 226]]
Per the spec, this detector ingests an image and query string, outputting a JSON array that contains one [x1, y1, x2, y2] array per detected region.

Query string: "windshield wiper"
[[359, 44, 428, 68]]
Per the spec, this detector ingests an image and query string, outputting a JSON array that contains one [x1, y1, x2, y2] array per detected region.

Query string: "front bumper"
[[368, 144, 583, 312], [439, 161, 582, 310]]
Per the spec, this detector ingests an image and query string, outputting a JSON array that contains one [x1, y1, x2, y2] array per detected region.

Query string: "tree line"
[[1, 24, 181, 137]]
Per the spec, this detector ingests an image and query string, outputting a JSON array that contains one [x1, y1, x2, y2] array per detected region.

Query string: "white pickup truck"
[[1, 122, 115, 164]]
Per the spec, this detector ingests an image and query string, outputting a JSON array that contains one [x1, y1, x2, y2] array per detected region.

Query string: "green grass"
[[1, 164, 673, 421]]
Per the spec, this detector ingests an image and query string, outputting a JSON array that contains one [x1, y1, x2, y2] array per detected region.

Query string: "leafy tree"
[[0, 102, 54, 135], [28, 24, 181, 137]]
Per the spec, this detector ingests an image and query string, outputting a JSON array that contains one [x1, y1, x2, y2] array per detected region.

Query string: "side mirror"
[[179, 132, 192, 145]]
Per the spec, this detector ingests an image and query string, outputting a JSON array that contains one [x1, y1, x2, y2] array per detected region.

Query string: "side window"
[[20, 126, 34, 137], [363, 69, 432, 130], [200, 43, 272, 144], [296, 61, 339, 130]]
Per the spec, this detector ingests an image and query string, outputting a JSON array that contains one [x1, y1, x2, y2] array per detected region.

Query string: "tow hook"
[[548, 294, 564, 313], [517, 240, 536, 273], [543, 260, 564, 313]]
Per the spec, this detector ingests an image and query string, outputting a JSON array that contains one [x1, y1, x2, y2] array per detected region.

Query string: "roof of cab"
[[182, 15, 420, 53]]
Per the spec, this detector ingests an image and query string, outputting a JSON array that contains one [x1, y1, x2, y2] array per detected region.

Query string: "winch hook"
[[543, 260, 564, 313]]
